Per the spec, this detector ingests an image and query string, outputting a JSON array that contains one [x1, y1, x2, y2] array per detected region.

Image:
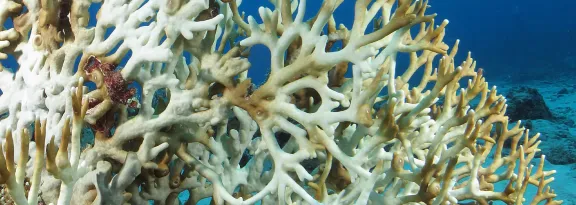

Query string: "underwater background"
[[2, 0, 576, 204]]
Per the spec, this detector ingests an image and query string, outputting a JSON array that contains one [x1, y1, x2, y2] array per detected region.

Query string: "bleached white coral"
[[0, 0, 562, 204]]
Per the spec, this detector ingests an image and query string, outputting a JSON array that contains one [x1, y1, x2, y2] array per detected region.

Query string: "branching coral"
[[0, 0, 562, 204]]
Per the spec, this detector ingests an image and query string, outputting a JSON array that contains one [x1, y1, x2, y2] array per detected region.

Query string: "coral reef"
[[0, 0, 562, 204]]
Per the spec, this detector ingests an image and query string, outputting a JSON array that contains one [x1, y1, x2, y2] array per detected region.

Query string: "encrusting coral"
[[0, 0, 562, 204]]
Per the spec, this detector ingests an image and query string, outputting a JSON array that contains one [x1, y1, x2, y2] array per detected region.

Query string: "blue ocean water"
[[1, 0, 575, 204]]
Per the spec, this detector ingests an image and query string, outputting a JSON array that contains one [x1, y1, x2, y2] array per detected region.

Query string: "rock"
[[557, 88, 569, 95], [544, 139, 576, 165], [505, 86, 554, 121], [524, 120, 576, 165]]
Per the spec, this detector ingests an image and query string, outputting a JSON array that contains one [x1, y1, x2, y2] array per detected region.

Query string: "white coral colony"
[[0, 0, 562, 204]]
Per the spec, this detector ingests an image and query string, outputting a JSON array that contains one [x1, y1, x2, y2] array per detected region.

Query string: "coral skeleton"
[[0, 0, 562, 204]]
